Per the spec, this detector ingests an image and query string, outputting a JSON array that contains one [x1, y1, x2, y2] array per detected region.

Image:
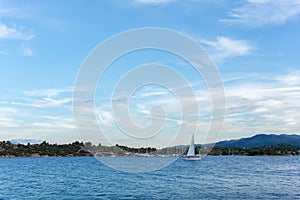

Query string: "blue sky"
[[0, 0, 300, 147]]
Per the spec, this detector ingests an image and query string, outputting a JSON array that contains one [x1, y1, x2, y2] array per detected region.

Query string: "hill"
[[216, 134, 300, 147], [0, 141, 92, 158]]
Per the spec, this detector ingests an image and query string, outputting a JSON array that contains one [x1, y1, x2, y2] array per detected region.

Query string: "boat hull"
[[183, 156, 201, 161]]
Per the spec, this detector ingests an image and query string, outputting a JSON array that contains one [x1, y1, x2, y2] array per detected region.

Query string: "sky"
[[0, 0, 300, 147]]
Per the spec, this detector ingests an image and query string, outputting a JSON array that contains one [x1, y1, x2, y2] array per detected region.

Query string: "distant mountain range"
[[215, 134, 300, 147], [10, 139, 42, 145]]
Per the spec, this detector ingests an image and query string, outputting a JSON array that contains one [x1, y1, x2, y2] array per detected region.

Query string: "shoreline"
[[1, 141, 299, 158], [0, 154, 298, 159]]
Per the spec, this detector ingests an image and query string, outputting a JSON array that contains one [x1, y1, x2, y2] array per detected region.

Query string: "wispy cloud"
[[222, 71, 300, 138], [0, 107, 19, 113], [200, 36, 253, 60], [220, 0, 300, 27], [9, 98, 72, 108], [97, 111, 115, 126], [98, 71, 300, 141], [23, 87, 73, 98], [0, 87, 74, 109], [41, 116, 73, 122], [32, 122, 75, 129], [275, 71, 300, 86], [0, 19, 34, 56], [0, 90, 77, 142], [0, 21, 34, 40], [0, 3, 34, 19], [0, 117, 20, 128], [10, 87, 75, 108], [0, 107, 21, 128], [141, 91, 169, 97], [2, 72, 300, 143], [0, 2, 38, 56]]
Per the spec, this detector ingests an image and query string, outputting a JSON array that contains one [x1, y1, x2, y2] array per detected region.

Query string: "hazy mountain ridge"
[[10, 139, 42, 145], [215, 134, 300, 147]]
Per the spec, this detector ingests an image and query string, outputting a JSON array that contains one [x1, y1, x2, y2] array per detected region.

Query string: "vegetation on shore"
[[202, 143, 299, 156], [116, 144, 157, 154], [0, 141, 91, 158], [0, 141, 299, 158]]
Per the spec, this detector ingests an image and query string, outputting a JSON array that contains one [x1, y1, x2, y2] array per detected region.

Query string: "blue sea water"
[[0, 156, 300, 199]]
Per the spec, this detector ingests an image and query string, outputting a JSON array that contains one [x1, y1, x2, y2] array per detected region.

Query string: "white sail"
[[186, 134, 195, 156]]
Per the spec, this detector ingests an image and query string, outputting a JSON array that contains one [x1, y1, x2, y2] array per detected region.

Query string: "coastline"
[[0, 154, 298, 159], [1, 141, 299, 158]]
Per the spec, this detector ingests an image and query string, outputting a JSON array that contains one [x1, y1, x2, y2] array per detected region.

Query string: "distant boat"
[[183, 134, 201, 161]]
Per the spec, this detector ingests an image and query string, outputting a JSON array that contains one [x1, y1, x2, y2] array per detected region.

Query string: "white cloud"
[[0, 107, 19, 113], [275, 71, 300, 86], [24, 87, 73, 97], [222, 72, 300, 138], [97, 111, 114, 126], [0, 117, 20, 128], [134, 0, 174, 5], [43, 97, 72, 105], [0, 87, 75, 108], [41, 116, 73, 122], [32, 122, 75, 129], [2, 72, 300, 144], [0, 20, 34, 56], [9, 97, 72, 108], [220, 0, 300, 27], [200, 36, 253, 59], [0, 107, 21, 128], [141, 91, 169, 97], [0, 21, 34, 40]]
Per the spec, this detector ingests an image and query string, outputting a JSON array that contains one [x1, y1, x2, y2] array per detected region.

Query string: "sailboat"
[[183, 134, 201, 161]]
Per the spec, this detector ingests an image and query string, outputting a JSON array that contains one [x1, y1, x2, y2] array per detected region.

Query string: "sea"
[[1, 156, 300, 199]]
